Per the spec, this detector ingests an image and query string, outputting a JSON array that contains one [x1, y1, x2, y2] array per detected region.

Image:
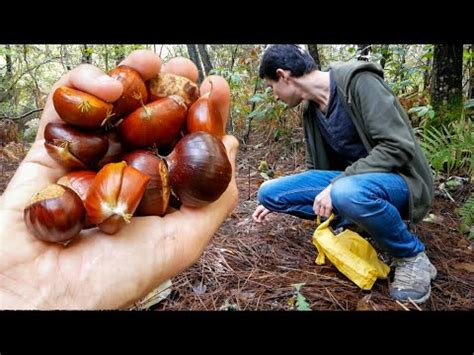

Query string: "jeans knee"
[[331, 178, 370, 217], [257, 180, 278, 210]]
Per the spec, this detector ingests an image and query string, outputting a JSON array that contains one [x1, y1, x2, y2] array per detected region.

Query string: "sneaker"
[[389, 251, 437, 304]]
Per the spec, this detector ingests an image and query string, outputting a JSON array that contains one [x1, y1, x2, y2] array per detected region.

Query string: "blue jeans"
[[257, 170, 425, 258]]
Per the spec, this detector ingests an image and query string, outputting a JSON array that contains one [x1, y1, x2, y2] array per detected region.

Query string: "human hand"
[[252, 205, 272, 224], [0, 50, 239, 310], [313, 184, 333, 218]]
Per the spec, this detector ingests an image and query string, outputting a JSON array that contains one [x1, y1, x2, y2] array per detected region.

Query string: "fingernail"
[[97, 75, 117, 84]]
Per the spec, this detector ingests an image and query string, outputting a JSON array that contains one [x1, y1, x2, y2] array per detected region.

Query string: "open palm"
[[0, 50, 239, 309]]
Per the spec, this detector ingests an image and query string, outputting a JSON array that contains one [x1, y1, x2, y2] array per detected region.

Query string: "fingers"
[[68, 64, 123, 103], [252, 205, 272, 223], [313, 202, 332, 218], [119, 49, 162, 81], [37, 50, 162, 142], [313, 195, 332, 218], [5, 50, 163, 210], [36, 64, 122, 141]]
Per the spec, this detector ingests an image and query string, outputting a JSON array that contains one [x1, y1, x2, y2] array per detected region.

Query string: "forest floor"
[[1, 132, 472, 311]]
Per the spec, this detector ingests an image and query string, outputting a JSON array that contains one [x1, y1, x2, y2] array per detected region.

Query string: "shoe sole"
[[407, 286, 432, 304], [391, 265, 437, 304], [410, 265, 437, 304]]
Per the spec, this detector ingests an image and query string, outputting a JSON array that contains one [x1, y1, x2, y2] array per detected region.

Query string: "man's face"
[[264, 73, 302, 108]]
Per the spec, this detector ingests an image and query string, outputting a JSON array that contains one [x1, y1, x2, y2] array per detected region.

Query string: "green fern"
[[419, 118, 473, 177], [460, 193, 474, 240]]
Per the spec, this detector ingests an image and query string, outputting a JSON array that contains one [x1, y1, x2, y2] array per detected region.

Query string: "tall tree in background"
[[431, 44, 463, 125], [22, 45, 42, 109], [198, 45, 213, 75], [0, 44, 13, 103], [60, 45, 72, 71], [113, 45, 125, 66], [307, 44, 321, 70], [470, 44, 474, 99], [380, 44, 391, 69], [187, 45, 204, 83], [422, 45, 433, 92], [81, 44, 92, 64], [104, 44, 109, 72]]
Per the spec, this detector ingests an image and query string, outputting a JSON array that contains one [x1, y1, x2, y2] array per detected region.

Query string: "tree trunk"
[[357, 44, 371, 61], [6, 44, 12, 75], [113, 45, 125, 66], [230, 45, 239, 71], [186, 44, 204, 83], [81, 44, 92, 64], [307, 44, 321, 70], [60, 45, 72, 71], [397, 45, 408, 95], [22, 45, 42, 109], [243, 77, 262, 144], [198, 44, 213, 75], [380, 44, 391, 69], [470, 44, 474, 99], [104, 44, 109, 72], [430, 44, 464, 125], [0, 44, 13, 103]]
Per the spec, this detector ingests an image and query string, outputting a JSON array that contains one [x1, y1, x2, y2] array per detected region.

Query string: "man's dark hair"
[[259, 45, 317, 80]]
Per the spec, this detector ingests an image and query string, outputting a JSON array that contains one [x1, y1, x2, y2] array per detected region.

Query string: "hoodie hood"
[[329, 60, 385, 103]]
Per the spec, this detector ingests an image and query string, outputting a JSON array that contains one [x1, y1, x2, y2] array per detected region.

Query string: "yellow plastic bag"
[[312, 214, 390, 290]]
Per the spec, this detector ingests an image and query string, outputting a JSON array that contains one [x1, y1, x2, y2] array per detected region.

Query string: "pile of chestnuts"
[[24, 57, 232, 244]]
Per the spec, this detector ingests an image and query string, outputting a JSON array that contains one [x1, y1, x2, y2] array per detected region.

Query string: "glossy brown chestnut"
[[166, 131, 231, 208], [53, 86, 114, 129], [44, 122, 109, 169], [119, 95, 187, 150], [123, 150, 170, 216], [109, 65, 148, 118], [24, 184, 86, 243], [200, 75, 231, 129], [186, 86, 225, 138]]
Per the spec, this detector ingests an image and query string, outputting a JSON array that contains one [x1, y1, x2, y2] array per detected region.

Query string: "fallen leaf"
[[456, 238, 470, 249], [452, 263, 474, 273], [192, 282, 207, 295], [422, 213, 444, 224], [133, 279, 172, 310], [356, 294, 373, 311], [288, 296, 296, 309], [232, 290, 255, 301]]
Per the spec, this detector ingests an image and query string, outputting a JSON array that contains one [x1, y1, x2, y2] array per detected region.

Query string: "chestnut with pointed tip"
[[44, 122, 109, 170], [187, 81, 225, 138], [165, 131, 231, 208], [84, 161, 150, 234], [200, 75, 231, 128], [53, 86, 114, 129], [123, 150, 170, 216], [109, 65, 148, 118], [24, 184, 86, 243], [119, 95, 187, 150]]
